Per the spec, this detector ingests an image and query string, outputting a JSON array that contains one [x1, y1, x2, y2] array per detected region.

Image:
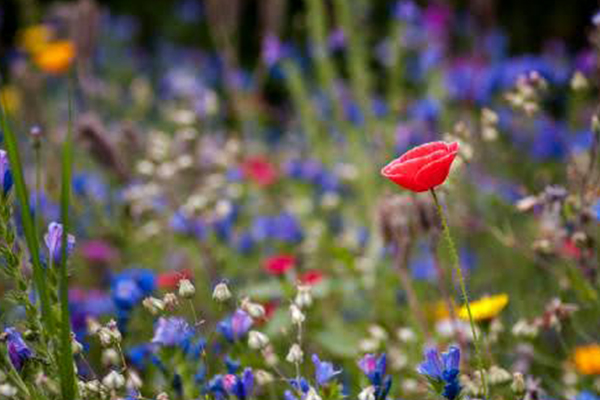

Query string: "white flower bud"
[[396, 327, 416, 343], [212, 282, 232, 302], [86, 317, 101, 335], [254, 370, 274, 386], [286, 344, 303, 363], [97, 328, 113, 347], [157, 392, 170, 400], [294, 285, 313, 308], [178, 279, 195, 299], [163, 293, 179, 309], [85, 380, 102, 393], [71, 336, 84, 355], [368, 325, 388, 342], [0, 384, 17, 397], [511, 372, 525, 395], [101, 348, 121, 367], [358, 386, 376, 400], [143, 297, 165, 315], [248, 330, 270, 349], [126, 371, 143, 391], [102, 370, 125, 390], [241, 298, 265, 319], [304, 387, 322, 400], [290, 304, 305, 325], [488, 366, 512, 385]]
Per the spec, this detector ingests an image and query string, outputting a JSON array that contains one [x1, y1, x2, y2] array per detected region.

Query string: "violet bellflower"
[[312, 354, 341, 386], [0, 150, 13, 198], [5, 327, 32, 370], [417, 346, 461, 400], [217, 309, 253, 342], [44, 222, 76, 264], [358, 353, 392, 400], [152, 317, 194, 347]]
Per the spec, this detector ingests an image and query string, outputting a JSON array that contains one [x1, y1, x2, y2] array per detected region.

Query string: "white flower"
[[178, 279, 196, 298], [358, 386, 376, 400], [286, 344, 303, 363], [143, 297, 165, 315], [0, 384, 17, 397], [248, 331, 270, 350], [212, 282, 232, 302], [304, 387, 322, 400], [102, 370, 125, 390], [290, 304, 305, 325], [294, 285, 313, 308], [241, 298, 265, 319]]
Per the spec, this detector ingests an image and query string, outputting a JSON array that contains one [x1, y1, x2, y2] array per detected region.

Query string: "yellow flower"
[[0, 86, 22, 115], [573, 345, 600, 375], [458, 293, 509, 321], [18, 24, 52, 55], [33, 41, 75, 74]]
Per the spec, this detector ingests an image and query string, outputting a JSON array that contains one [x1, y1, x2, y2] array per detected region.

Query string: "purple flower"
[[312, 354, 341, 386], [223, 368, 254, 400], [358, 354, 391, 400], [0, 150, 13, 197], [5, 327, 32, 370], [44, 222, 76, 264], [217, 310, 253, 342], [593, 10, 600, 26], [418, 346, 461, 400], [152, 317, 194, 347], [262, 34, 283, 67]]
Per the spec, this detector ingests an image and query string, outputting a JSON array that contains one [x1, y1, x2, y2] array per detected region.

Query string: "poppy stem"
[[430, 188, 489, 399]]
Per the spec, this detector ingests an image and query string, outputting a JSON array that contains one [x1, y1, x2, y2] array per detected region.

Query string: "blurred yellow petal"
[[458, 293, 509, 321], [573, 345, 600, 375], [18, 24, 52, 55], [0, 86, 22, 115], [33, 41, 76, 74]]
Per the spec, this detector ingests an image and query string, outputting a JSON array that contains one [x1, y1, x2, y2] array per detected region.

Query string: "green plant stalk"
[[430, 188, 489, 399], [57, 76, 77, 400], [0, 82, 55, 334]]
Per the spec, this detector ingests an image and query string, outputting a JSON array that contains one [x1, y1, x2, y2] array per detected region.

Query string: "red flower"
[[242, 156, 278, 187], [299, 269, 324, 285], [157, 269, 193, 290], [263, 254, 295, 276], [381, 141, 459, 192]]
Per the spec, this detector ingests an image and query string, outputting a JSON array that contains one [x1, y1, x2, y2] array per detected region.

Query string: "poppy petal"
[[414, 150, 459, 190], [398, 141, 449, 163]]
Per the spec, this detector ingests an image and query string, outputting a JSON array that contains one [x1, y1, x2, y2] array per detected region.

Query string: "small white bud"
[[248, 330, 270, 349], [212, 282, 232, 302], [396, 327, 416, 343], [294, 285, 313, 308], [71, 336, 84, 355], [286, 344, 303, 363], [254, 370, 274, 386], [304, 387, 322, 400], [143, 297, 165, 315], [102, 370, 125, 390], [358, 386, 376, 400], [157, 392, 170, 400], [241, 298, 265, 319], [126, 371, 143, 391], [178, 279, 196, 299], [163, 293, 179, 309], [86, 317, 101, 335], [511, 372, 526, 395], [368, 325, 388, 342], [290, 304, 305, 325], [488, 366, 512, 385], [101, 348, 121, 367], [0, 383, 17, 397]]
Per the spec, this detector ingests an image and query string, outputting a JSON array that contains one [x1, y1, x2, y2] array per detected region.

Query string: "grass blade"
[[0, 80, 55, 334], [58, 76, 77, 400]]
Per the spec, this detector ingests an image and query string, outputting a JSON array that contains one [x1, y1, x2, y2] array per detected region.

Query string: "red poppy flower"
[[263, 254, 295, 276], [381, 141, 459, 192], [157, 269, 193, 290], [242, 156, 278, 187], [299, 269, 324, 285]]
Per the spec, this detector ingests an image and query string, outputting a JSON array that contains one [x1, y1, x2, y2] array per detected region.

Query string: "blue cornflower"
[[217, 310, 253, 342], [152, 317, 194, 347], [358, 354, 392, 400], [5, 327, 32, 370], [418, 346, 461, 400], [111, 269, 156, 311], [312, 354, 341, 386], [578, 391, 600, 400], [0, 150, 13, 197], [44, 222, 76, 264]]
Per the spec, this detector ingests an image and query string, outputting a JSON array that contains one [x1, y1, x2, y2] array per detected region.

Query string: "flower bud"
[[102, 370, 125, 390], [511, 372, 526, 395], [488, 366, 512, 385], [163, 293, 179, 309], [213, 282, 232, 302], [241, 298, 265, 319], [286, 344, 303, 363], [178, 279, 195, 298], [143, 297, 165, 315], [157, 392, 170, 400], [126, 371, 143, 391], [0, 384, 17, 397], [254, 370, 274, 386], [290, 304, 305, 325], [294, 285, 313, 308], [358, 386, 376, 400], [248, 330, 270, 349], [305, 388, 322, 400], [101, 348, 120, 367]]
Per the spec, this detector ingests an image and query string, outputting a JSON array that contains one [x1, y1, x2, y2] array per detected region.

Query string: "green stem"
[[430, 189, 488, 399]]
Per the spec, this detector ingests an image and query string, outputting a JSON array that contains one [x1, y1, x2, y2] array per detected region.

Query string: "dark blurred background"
[[1, 0, 599, 60]]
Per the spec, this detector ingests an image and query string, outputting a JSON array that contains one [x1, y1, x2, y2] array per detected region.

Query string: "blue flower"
[[418, 346, 461, 400], [44, 222, 76, 264], [577, 391, 600, 400], [312, 354, 341, 386], [592, 198, 600, 221], [358, 354, 392, 400], [111, 269, 156, 311], [0, 150, 13, 197], [217, 310, 253, 342], [152, 317, 194, 347], [5, 327, 32, 370], [223, 368, 254, 400]]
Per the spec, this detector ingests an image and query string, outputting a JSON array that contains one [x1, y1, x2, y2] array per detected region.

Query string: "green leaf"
[[0, 78, 55, 333], [57, 77, 77, 400]]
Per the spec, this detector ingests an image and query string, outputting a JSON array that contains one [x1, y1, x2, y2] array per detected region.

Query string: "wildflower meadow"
[[1, 1, 600, 400]]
